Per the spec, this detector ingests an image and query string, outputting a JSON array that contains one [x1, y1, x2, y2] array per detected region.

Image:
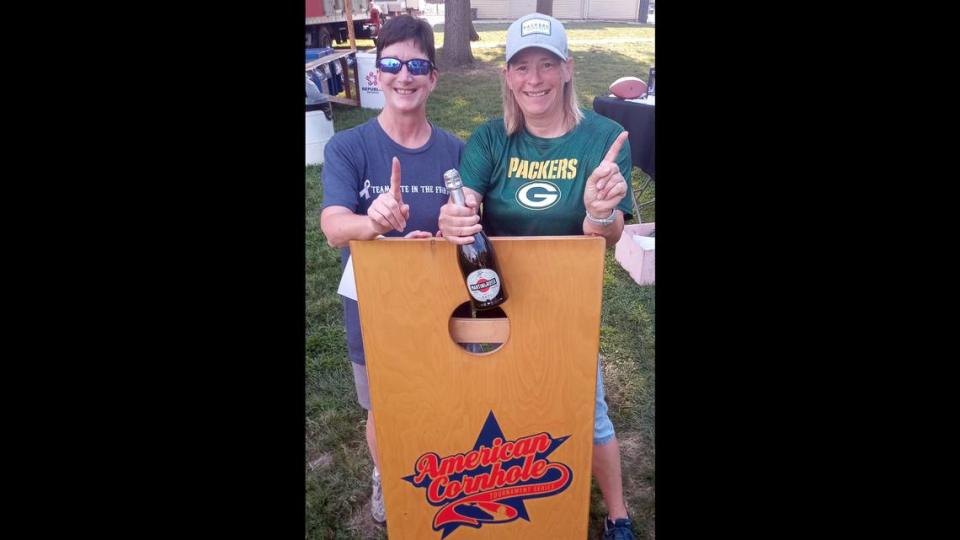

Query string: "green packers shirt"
[[459, 109, 634, 237]]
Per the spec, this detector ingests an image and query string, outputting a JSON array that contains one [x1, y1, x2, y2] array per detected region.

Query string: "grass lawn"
[[309, 21, 654, 540]]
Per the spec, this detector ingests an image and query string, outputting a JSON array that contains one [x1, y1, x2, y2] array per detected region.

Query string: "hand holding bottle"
[[438, 184, 482, 245], [442, 169, 507, 311]]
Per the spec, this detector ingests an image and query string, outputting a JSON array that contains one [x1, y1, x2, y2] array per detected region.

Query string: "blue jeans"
[[594, 354, 616, 445]]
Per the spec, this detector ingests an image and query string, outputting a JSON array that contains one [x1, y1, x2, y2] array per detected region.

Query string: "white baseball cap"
[[505, 13, 569, 63]]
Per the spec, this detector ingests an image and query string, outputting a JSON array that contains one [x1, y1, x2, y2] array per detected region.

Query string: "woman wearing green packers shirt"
[[437, 12, 638, 540]]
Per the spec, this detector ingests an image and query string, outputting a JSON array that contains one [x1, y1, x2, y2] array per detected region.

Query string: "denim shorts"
[[351, 361, 371, 410], [594, 354, 616, 445]]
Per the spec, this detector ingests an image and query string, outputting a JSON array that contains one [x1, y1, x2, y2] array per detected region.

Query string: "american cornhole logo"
[[403, 411, 573, 538]]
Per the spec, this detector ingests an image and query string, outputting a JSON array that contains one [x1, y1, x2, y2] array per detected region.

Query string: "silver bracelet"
[[585, 209, 617, 226]]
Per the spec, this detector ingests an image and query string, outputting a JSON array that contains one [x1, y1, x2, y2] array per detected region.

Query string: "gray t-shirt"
[[321, 117, 464, 364]]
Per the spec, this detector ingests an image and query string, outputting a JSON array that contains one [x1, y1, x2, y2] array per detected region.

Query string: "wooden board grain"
[[351, 236, 605, 539]]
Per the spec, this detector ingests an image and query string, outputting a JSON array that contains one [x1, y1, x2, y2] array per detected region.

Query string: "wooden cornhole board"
[[351, 236, 605, 539]]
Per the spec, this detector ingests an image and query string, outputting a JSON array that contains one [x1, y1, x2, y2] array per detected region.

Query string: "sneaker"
[[371, 467, 386, 525], [602, 517, 635, 540]]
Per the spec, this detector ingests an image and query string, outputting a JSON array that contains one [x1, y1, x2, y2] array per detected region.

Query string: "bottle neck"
[[450, 186, 466, 207], [448, 183, 482, 242]]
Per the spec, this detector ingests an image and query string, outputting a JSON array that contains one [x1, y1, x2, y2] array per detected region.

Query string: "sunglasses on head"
[[377, 57, 434, 75]]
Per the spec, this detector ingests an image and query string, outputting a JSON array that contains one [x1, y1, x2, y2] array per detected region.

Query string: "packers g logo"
[[516, 181, 561, 210]]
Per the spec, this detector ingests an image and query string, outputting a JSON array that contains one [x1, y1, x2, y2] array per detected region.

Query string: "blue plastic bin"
[[305, 47, 335, 62]]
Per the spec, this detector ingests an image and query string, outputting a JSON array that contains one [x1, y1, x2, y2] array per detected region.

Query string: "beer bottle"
[[443, 169, 508, 311]]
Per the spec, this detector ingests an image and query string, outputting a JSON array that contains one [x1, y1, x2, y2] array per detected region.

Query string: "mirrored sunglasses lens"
[[379, 59, 401, 73], [408, 60, 431, 75]]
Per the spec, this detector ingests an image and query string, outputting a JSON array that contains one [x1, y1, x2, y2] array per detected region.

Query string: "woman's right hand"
[[367, 157, 410, 234], [368, 191, 409, 234], [438, 189, 483, 245]]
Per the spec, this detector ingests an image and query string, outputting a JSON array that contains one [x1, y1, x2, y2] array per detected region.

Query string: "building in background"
[[470, 0, 644, 21]]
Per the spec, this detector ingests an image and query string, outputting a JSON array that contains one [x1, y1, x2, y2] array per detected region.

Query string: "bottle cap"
[[443, 169, 463, 190]]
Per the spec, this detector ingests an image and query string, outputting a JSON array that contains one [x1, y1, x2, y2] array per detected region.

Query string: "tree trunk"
[[536, 0, 553, 16], [639, 0, 650, 24], [441, 0, 474, 68], [470, 20, 480, 42]]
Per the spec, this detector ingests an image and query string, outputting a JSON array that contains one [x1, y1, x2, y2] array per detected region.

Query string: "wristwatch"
[[585, 209, 617, 226]]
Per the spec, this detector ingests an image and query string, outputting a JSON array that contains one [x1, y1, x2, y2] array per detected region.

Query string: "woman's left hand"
[[583, 131, 629, 217]]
